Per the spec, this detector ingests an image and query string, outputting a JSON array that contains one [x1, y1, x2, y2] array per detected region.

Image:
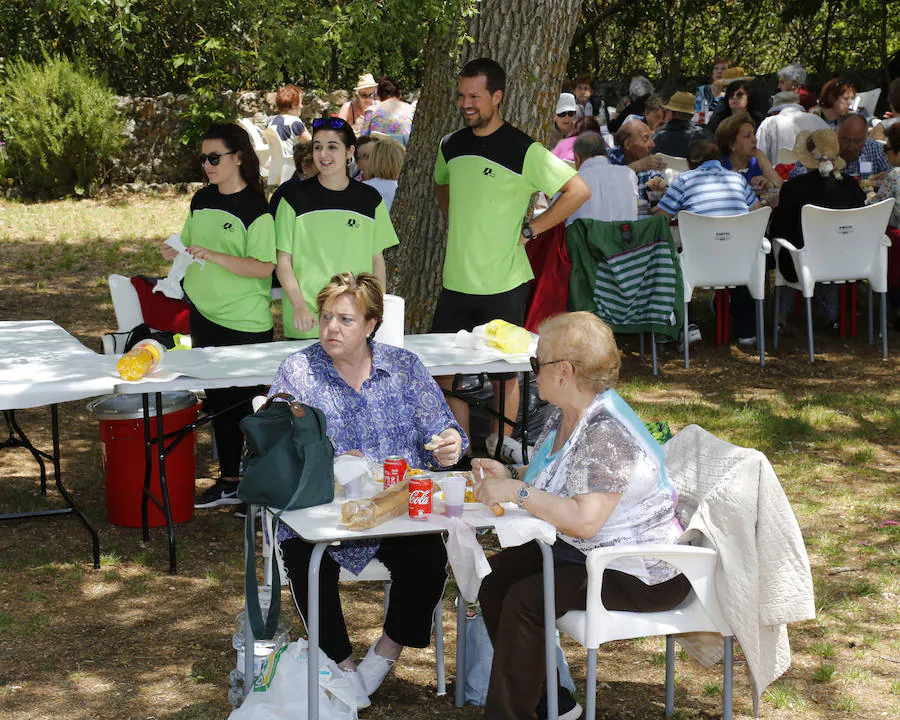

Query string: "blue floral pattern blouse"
[[270, 340, 467, 573]]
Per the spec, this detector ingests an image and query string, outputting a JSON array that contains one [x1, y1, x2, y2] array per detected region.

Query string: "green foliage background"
[[1, 0, 896, 99], [0, 55, 123, 197]]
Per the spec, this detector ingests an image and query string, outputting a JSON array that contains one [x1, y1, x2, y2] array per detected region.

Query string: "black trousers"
[[280, 534, 448, 663], [479, 541, 691, 720], [189, 308, 272, 477]]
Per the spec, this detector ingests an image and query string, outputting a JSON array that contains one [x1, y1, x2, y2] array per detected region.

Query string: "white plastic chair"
[[656, 153, 690, 184], [556, 543, 734, 720], [678, 208, 772, 367], [238, 118, 270, 178], [103, 274, 146, 354], [851, 89, 881, 118], [775, 147, 796, 166], [262, 126, 296, 189], [772, 199, 895, 362]]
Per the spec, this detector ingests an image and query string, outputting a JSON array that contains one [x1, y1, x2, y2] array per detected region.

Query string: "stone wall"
[[109, 89, 346, 186]]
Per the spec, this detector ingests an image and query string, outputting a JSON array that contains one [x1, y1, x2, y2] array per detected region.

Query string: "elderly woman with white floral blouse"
[[474, 312, 691, 720]]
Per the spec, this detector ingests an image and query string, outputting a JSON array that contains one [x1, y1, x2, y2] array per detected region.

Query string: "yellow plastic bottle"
[[483, 319, 533, 354], [117, 339, 165, 381]]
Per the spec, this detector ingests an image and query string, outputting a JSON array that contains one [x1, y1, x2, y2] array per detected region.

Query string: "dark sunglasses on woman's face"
[[200, 151, 236, 166], [529, 357, 567, 374], [358, 91, 376, 99], [556, 111, 576, 117], [313, 117, 350, 131]]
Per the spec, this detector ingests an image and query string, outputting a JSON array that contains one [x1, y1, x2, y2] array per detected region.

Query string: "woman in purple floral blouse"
[[268, 271, 466, 710]]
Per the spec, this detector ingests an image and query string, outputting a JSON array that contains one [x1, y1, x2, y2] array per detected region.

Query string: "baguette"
[[341, 480, 409, 530]]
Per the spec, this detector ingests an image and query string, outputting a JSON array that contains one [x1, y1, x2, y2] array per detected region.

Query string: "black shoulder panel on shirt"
[[440, 123, 536, 175], [278, 177, 382, 219], [190, 185, 270, 229]]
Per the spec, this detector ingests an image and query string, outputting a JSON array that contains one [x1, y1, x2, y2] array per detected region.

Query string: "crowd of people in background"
[[542, 61, 900, 347]]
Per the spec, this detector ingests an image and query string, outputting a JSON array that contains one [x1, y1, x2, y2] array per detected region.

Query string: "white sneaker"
[[737, 336, 757, 348], [357, 642, 396, 695], [344, 668, 371, 710], [485, 432, 499, 456]]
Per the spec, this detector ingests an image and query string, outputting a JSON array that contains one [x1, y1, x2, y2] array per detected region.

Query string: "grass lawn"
[[0, 194, 898, 720]]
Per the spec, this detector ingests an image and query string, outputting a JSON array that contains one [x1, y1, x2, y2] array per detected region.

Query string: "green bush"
[[1, 56, 123, 197]]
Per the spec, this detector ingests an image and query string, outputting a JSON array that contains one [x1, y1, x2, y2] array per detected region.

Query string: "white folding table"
[[257, 501, 561, 720], [0, 320, 117, 568], [113, 334, 532, 573]]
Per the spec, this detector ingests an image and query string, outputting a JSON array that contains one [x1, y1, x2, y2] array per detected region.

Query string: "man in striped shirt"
[[653, 140, 760, 218], [652, 140, 760, 346]]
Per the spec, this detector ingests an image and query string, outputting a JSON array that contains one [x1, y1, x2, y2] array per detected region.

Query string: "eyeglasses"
[[200, 151, 236, 166], [529, 357, 569, 374], [556, 111, 576, 117], [312, 117, 350, 131], [358, 91, 376, 99]]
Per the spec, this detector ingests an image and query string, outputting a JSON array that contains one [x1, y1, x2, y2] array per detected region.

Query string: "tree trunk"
[[386, 0, 585, 332]]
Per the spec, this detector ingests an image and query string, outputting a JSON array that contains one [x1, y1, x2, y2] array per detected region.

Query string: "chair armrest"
[[770, 236, 801, 255], [585, 543, 717, 581], [882, 234, 892, 248], [760, 238, 771, 254]]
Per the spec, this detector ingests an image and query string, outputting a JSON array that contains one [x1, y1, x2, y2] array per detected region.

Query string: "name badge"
[[859, 160, 873, 174]]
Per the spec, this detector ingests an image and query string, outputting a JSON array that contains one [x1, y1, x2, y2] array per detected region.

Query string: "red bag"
[[524, 223, 571, 332], [130, 276, 191, 335]]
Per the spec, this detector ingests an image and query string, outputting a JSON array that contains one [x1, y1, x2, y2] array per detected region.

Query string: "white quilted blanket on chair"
[[664, 425, 815, 717]]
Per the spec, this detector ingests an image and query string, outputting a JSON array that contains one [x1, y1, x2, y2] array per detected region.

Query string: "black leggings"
[[189, 308, 272, 477], [280, 534, 448, 664]]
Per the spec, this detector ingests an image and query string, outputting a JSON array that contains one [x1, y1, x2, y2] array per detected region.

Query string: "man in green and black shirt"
[[432, 57, 590, 447]]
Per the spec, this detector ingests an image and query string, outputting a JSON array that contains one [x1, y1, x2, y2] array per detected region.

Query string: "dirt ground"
[[1, 195, 898, 720]]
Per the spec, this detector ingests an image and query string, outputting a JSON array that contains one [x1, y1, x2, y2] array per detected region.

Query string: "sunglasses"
[[358, 91, 376, 99], [556, 111, 576, 117], [200, 151, 236, 166], [312, 117, 351, 131], [529, 357, 569, 374]]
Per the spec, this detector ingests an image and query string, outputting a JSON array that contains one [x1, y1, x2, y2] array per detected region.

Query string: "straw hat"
[[662, 91, 696, 115], [722, 66, 753, 83], [354, 73, 377, 92], [793, 129, 845, 178]]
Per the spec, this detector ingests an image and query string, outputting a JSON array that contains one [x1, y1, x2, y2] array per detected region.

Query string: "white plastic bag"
[[228, 638, 357, 720]]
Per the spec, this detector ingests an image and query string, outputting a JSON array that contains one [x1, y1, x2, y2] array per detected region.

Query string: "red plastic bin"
[[88, 392, 199, 527]]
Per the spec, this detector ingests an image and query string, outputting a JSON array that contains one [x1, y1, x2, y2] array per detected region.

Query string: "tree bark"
[[386, 0, 585, 332]]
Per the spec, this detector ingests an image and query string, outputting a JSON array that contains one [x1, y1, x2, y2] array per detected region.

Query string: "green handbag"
[[238, 393, 335, 639]]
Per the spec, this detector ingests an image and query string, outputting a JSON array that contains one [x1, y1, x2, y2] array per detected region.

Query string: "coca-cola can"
[[383, 456, 407, 488], [408, 475, 433, 519]]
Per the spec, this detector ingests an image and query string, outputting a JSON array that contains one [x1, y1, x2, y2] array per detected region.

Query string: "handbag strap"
[[244, 506, 289, 640]]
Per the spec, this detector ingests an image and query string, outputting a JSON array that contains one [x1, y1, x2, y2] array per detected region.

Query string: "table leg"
[[0, 407, 100, 569], [243, 504, 258, 697], [153, 392, 178, 574], [494, 377, 507, 461], [455, 587, 467, 707], [537, 541, 558, 720], [307, 542, 328, 720], [141, 394, 153, 542]]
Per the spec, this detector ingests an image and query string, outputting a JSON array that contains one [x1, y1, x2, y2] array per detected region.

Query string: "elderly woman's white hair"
[[778, 64, 807, 87], [537, 312, 621, 394], [628, 75, 654, 101]]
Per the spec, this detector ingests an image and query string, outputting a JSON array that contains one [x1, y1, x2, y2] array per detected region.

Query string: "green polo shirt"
[[433, 123, 576, 295], [181, 185, 275, 332], [274, 177, 399, 338]]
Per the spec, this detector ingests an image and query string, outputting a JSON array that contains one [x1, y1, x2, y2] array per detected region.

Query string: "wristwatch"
[[516, 482, 531, 507], [521, 222, 534, 241]]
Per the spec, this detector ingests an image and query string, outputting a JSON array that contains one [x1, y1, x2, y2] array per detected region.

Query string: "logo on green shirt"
[[482, 167, 496, 178], [347, 218, 359, 228], [223, 222, 234, 231]]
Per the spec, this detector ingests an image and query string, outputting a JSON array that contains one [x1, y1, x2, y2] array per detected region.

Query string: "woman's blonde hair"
[[366, 137, 405, 180], [537, 312, 620, 393], [315, 272, 384, 336]]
